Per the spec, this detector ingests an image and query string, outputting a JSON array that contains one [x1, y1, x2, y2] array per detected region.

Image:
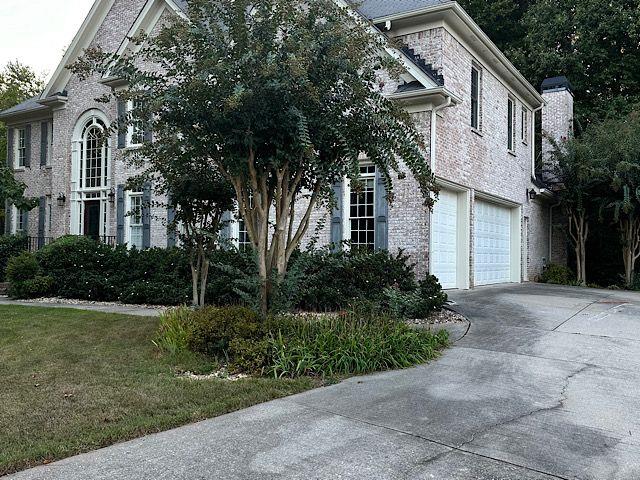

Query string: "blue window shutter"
[[38, 197, 46, 248], [167, 194, 176, 248], [142, 182, 152, 249], [40, 122, 48, 166], [7, 128, 14, 167], [330, 181, 343, 252], [117, 100, 127, 149], [375, 170, 389, 251], [116, 185, 125, 245], [24, 124, 31, 168]]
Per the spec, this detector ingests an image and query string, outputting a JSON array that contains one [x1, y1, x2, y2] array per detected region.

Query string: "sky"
[[0, 0, 95, 81]]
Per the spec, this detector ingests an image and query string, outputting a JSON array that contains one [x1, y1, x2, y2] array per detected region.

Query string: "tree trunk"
[[199, 257, 210, 307], [568, 209, 589, 286], [620, 217, 640, 287]]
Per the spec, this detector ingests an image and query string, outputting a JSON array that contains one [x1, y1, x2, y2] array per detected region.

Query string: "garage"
[[431, 190, 459, 289], [473, 200, 514, 286]]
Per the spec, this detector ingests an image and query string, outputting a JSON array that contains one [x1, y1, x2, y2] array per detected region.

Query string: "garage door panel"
[[474, 200, 511, 286], [432, 190, 458, 289]]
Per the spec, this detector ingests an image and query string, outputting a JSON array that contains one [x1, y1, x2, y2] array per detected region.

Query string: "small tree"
[[122, 99, 236, 307], [588, 113, 640, 287], [75, 0, 437, 312], [546, 134, 603, 285]]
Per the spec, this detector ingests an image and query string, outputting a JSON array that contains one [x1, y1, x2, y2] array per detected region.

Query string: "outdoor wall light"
[[108, 188, 116, 204], [57, 193, 66, 207], [528, 189, 537, 201]]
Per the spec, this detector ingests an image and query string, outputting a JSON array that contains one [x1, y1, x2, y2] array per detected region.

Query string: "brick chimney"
[[541, 76, 574, 180]]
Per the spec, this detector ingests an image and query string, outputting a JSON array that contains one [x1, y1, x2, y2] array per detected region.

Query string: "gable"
[[42, 0, 116, 98]]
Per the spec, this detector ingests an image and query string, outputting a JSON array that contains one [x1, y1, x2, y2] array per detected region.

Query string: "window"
[[127, 100, 144, 147], [46, 121, 53, 166], [349, 165, 376, 250], [507, 97, 516, 152], [237, 193, 253, 251], [128, 193, 144, 249], [16, 128, 26, 167], [15, 208, 28, 234], [80, 118, 108, 189], [238, 219, 251, 251], [471, 66, 481, 130], [521, 107, 529, 145]]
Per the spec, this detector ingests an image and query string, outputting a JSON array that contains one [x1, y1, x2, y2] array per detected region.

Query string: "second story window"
[[471, 66, 481, 130], [521, 107, 529, 145], [16, 128, 26, 167], [127, 100, 145, 147], [507, 97, 516, 152]]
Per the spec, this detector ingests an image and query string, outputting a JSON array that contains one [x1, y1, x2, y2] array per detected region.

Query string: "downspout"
[[549, 200, 561, 265], [430, 97, 452, 172]]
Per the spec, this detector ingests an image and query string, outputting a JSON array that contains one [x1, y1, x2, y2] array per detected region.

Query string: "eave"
[[372, 3, 544, 108]]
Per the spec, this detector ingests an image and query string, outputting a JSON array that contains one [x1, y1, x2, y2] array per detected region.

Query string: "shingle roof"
[[355, 0, 452, 19], [0, 96, 46, 118]]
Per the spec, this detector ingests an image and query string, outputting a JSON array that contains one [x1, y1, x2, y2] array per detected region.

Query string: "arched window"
[[80, 117, 108, 189]]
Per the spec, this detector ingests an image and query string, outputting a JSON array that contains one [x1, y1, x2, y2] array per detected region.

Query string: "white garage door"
[[474, 200, 512, 286], [431, 190, 458, 289]]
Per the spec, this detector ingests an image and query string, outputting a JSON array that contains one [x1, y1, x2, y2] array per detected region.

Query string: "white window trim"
[[126, 100, 144, 149], [125, 191, 144, 249], [344, 164, 377, 249], [471, 64, 482, 132], [46, 121, 53, 166], [507, 96, 516, 154], [15, 127, 26, 169]]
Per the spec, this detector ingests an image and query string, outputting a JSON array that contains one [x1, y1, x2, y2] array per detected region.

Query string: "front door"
[[84, 200, 101, 241]]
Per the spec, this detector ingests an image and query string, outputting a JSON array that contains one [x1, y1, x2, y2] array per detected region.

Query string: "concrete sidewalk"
[[6, 284, 640, 479]]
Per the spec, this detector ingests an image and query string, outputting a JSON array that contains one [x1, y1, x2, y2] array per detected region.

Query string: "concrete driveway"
[[6, 284, 640, 480]]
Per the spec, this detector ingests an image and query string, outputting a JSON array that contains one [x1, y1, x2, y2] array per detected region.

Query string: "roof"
[[354, 0, 453, 19], [0, 96, 47, 119], [541, 76, 573, 94]]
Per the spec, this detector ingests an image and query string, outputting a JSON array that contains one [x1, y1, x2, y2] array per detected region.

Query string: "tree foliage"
[[586, 113, 640, 286], [465, 0, 640, 126], [0, 62, 44, 221], [74, 0, 436, 312]]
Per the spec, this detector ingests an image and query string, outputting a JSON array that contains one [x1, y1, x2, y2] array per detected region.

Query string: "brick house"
[[1, 0, 572, 289]]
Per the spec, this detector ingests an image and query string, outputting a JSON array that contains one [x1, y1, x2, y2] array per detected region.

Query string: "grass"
[[0, 306, 315, 476]]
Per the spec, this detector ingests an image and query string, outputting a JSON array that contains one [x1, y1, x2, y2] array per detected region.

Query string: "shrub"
[[0, 235, 28, 282], [266, 313, 449, 378], [187, 306, 262, 358], [153, 306, 193, 355], [35, 236, 127, 301], [540, 264, 576, 285], [292, 248, 418, 311], [5, 252, 53, 299], [631, 273, 640, 292]]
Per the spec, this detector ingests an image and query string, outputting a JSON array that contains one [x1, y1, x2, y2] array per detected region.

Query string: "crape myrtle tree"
[[125, 128, 235, 306], [75, 0, 437, 312], [588, 113, 640, 287], [546, 134, 603, 285]]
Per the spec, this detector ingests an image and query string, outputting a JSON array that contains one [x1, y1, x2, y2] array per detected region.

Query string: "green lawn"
[[0, 306, 315, 476]]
